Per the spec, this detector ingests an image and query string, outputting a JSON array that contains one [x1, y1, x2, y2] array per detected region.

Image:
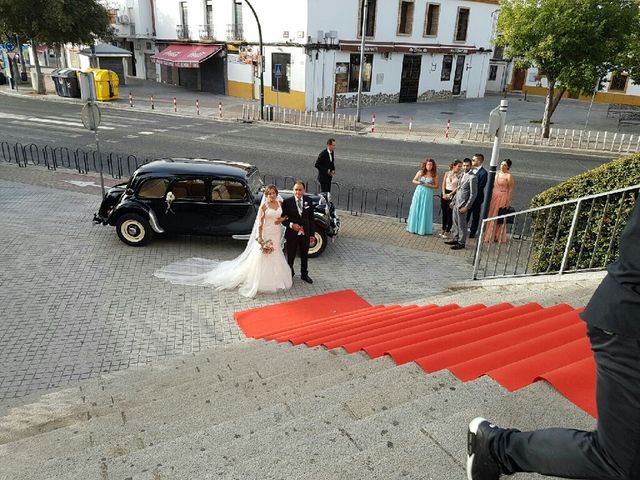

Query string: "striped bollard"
[[219, 102, 223, 118], [445, 119, 451, 139], [173, 97, 177, 113], [150, 95, 154, 110], [371, 114, 376, 133], [129, 91, 133, 107], [196, 99, 200, 116]]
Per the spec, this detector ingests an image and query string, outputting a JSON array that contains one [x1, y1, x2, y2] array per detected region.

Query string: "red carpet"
[[237, 291, 596, 417], [234, 289, 371, 338]]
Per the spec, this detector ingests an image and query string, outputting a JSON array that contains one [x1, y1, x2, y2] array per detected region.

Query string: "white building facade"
[[509, 66, 640, 107], [97, 0, 501, 110]]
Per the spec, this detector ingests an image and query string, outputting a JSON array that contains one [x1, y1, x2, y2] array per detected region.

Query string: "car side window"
[[171, 179, 206, 201], [210, 180, 249, 202], [138, 178, 168, 199]]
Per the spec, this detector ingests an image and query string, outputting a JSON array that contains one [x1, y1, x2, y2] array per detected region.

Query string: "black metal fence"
[[1, 140, 446, 221]]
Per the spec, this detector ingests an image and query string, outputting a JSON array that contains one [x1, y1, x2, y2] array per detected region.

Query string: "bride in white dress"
[[154, 185, 293, 298]]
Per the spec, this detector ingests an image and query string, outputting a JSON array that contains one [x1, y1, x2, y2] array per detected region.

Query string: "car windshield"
[[247, 170, 263, 195]]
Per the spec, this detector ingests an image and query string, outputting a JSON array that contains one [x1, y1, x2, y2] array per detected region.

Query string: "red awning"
[[151, 44, 222, 68]]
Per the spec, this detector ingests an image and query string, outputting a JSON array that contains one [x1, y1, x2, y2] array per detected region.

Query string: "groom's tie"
[[296, 197, 303, 215]]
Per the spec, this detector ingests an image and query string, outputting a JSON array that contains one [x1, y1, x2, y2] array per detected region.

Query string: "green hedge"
[[528, 153, 640, 273]]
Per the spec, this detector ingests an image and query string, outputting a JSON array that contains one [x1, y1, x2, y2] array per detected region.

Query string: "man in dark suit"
[[467, 196, 640, 480], [281, 181, 315, 284], [315, 138, 336, 193], [468, 153, 488, 238]]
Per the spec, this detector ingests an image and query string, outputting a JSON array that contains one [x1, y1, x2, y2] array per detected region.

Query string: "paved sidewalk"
[[0, 163, 472, 403]]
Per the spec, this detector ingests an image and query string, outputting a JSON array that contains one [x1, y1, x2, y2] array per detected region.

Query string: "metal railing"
[[473, 184, 640, 280], [199, 24, 215, 40], [226, 23, 243, 41], [466, 123, 640, 153], [1, 140, 419, 221], [176, 24, 190, 40], [240, 104, 359, 132]]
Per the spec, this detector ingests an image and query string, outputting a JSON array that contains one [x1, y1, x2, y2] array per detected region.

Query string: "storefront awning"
[[151, 44, 223, 68]]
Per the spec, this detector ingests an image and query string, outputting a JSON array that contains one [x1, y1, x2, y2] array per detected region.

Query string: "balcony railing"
[[199, 24, 215, 41], [226, 23, 244, 41], [176, 24, 190, 40]]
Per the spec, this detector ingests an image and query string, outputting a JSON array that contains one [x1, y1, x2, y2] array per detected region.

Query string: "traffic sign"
[[274, 63, 283, 78], [4, 42, 15, 52], [81, 102, 102, 131]]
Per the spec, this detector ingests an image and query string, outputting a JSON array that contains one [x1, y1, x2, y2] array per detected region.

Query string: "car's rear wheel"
[[308, 230, 327, 258], [116, 213, 152, 246]]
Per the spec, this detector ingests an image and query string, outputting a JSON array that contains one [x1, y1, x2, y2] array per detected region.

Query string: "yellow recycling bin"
[[84, 68, 119, 101]]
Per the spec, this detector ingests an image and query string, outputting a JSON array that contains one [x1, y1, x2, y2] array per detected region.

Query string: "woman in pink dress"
[[484, 159, 514, 243]]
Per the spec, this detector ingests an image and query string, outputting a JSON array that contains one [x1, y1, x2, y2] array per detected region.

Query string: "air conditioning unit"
[[117, 15, 130, 24]]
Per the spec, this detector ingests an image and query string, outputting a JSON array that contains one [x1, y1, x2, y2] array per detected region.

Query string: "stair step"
[[0, 342, 336, 443], [76, 369, 481, 480], [1, 354, 399, 478]]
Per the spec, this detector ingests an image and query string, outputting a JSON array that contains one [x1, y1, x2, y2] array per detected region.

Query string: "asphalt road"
[[0, 94, 617, 210]]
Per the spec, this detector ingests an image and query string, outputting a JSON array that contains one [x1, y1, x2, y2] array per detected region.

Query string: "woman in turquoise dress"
[[406, 158, 439, 235]]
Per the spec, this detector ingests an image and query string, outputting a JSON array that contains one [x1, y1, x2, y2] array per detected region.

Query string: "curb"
[[448, 270, 607, 290]]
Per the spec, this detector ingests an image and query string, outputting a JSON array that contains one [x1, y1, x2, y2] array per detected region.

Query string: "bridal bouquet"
[[257, 238, 275, 254]]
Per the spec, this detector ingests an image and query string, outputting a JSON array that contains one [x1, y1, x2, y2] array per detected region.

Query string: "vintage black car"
[[93, 158, 339, 257]]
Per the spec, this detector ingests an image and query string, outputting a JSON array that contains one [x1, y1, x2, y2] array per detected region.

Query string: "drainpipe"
[[149, 0, 157, 37]]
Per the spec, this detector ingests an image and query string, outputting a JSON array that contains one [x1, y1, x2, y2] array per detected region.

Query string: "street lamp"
[[235, 0, 264, 120], [355, 0, 369, 123], [481, 99, 508, 222]]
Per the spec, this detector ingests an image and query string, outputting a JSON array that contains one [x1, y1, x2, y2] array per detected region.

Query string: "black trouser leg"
[[441, 190, 453, 232], [299, 236, 309, 276], [319, 178, 332, 193], [491, 326, 640, 479]]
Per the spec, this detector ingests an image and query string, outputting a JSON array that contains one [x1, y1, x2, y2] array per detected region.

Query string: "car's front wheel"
[[116, 213, 152, 246], [308, 230, 327, 258]]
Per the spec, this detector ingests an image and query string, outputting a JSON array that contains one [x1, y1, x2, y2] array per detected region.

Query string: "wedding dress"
[[154, 201, 293, 298]]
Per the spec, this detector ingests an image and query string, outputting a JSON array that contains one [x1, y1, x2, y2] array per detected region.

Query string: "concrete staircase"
[[0, 342, 595, 479], [0, 275, 601, 480]]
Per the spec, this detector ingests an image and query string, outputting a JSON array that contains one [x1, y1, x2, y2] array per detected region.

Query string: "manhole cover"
[[440, 111, 454, 115], [388, 115, 401, 119]]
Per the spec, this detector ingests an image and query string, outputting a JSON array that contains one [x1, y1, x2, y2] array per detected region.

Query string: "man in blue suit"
[[468, 153, 488, 239]]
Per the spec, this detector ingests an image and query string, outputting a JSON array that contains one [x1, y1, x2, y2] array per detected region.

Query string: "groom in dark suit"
[[281, 181, 315, 284]]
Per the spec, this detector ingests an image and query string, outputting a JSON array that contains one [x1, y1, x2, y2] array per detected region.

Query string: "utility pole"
[[355, 0, 368, 123], [239, 0, 264, 120], [584, 77, 601, 130]]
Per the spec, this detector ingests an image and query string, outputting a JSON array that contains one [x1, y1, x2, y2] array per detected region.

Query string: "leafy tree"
[[0, 0, 112, 93], [496, 0, 640, 138]]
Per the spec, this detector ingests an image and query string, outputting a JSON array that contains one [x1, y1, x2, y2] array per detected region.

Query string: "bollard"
[[371, 114, 376, 133], [408, 117, 413, 134], [219, 102, 223, 118], [173, 97, 177, 113], [150, 95, 154, 110], [196, 99, 200, 116], [445, 118, 451, 139], [129, 92, 133, 108]]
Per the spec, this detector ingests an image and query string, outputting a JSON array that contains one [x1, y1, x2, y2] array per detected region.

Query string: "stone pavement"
[[0, 162, 472, 404]]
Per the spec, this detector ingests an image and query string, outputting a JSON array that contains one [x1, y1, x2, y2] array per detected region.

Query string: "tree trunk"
[[541, 79, 566, 138], [31, 41, 46, 94], [541, 82, 554, 138]]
